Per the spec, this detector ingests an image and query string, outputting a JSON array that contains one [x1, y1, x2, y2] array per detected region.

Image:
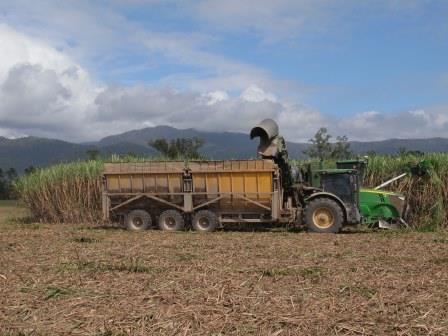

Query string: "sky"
[[0, 0, 447, 142]]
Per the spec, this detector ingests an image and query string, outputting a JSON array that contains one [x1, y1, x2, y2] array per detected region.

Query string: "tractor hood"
[[360, 188, 407, 218], [361, 188, 404, 198]]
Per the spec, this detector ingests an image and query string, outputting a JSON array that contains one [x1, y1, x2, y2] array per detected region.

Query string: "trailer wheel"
[[158, 210, 185, 231], [305, 198, 343, 233], [126, 210, 152, 231], [192, 210, 219, 232]]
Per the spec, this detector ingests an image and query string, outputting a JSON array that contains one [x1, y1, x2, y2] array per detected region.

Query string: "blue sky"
[[0, 0, 447, 141]]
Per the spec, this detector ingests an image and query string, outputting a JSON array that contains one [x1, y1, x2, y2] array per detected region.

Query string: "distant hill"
[[1, 126, 448, 172], [97, 125, 298, 159], [0, 136, 88, 173], [0, 137, 155, 172]]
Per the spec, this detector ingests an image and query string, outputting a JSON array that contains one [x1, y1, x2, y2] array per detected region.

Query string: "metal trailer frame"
[[102, 160, 293, 226]]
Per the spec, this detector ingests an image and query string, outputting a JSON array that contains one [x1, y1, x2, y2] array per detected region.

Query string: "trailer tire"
[[192, 210, 219, 232], [158, 210, 185, 231], [126, 210, 152, 231], [305, 198, 343, 233]]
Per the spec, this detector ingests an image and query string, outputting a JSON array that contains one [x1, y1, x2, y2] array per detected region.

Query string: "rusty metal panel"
[[169, 174, 182, 193], [105, 172, 182, 194], [144, 175, 156, 193], [104, 160, 275, 201], [104, 161, 184, 174], [107, 175, 120, 192], [193, 175, 206, 193], [131, 174, 144, 192], [188, 159, 276, 173]]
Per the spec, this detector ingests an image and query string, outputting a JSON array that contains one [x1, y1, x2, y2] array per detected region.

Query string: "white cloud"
[[0, 24, 98, 140], [92, 84, 323, 141], [0, 24, 74, 81], [333, 107, 448, 140], [0, 21, 447, 143], [241, 85, 277, 103], [202, 91, 229, 105]]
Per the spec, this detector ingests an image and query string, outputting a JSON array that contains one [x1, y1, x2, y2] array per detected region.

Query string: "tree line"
[[147, 128, 352, 160]]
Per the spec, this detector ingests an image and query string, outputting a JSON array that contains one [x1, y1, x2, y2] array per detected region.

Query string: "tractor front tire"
[[126, 210, 152, 231], [305, 198, 343, 233], [158, 210, 185, 231]]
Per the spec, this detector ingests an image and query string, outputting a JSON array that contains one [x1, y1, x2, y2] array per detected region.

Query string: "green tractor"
[[297, 158, 428, 230]]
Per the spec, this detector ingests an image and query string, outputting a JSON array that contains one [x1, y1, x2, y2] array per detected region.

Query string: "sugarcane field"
[[1, 2, 448, 336]]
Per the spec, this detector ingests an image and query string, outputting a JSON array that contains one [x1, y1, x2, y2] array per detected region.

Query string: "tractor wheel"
[[192, 210, 219, 232], [305, 198, 343, 233], [126, 210, 152, 231], [158, 209, 185, 231]]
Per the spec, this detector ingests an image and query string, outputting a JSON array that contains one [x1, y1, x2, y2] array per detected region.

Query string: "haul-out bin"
[[102, 160, 289, 231]]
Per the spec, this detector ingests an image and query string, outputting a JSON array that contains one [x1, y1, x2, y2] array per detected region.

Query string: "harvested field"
[[1, 203, 448, 335]]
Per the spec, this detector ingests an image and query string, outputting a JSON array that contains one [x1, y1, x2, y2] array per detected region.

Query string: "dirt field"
[[1, 202, 448, 336]]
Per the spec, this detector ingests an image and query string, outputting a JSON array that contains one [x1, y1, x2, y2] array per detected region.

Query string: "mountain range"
[[1, 126, 448, 172]]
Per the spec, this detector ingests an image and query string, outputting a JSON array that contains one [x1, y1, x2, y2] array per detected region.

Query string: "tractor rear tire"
[[305, 198, 343, 233], [126, 210, 152, 231], [158, 210, 185, 231], [192, 210, 219, 232]]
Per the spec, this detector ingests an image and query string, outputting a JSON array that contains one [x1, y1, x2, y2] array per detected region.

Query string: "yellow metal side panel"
[[155, 174, 169, 193], [231, 173, 244, 193], [144, 175, 156, 193], [244, 173, 258, 197], [219, 173, 232, 193], [120, 175, 131, 192], [107, 175, 120, 192], [206, 174, 219, 198], [131, 174, 143, 192], [206, 174, 219, 193], [193, 175, 206, 192], [168, 174, 182, 193], [258, 172, 272, 200]]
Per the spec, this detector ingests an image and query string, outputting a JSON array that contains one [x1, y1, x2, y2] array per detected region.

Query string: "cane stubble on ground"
[[1, 203, 448, 335]]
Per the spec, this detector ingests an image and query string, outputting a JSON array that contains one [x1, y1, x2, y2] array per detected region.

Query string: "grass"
[[339, 285, 377, 299], [43, 286, 74, 300], [0, 200, 19, 207]]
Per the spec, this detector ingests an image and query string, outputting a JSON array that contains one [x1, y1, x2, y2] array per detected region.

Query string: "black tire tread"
[[192, 210, 219, 232], [126, 209, 152, 231], [304, 198, 344, 233], [158, 209, 185, 231]]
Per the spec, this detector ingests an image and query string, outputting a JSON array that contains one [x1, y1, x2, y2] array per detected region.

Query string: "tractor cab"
[[314, 168, 362, 225], [296, 163, 362, 226], [336, 158, 409, 228], [336, 159, 368, 185]]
